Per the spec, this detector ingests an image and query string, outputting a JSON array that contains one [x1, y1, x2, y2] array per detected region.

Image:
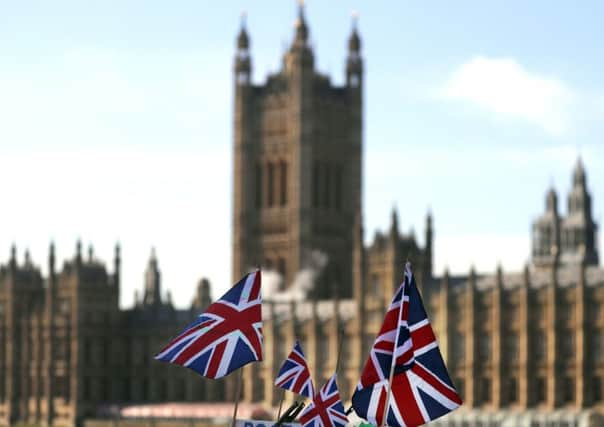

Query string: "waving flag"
[[155, 270, 263, 379], [299, 374, 348, 427], [352, 263, 461, 427], [275, 340, 315, 398]]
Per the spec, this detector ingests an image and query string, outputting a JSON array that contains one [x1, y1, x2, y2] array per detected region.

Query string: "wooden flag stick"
[[276, 388, 285, 421], [231, 368, 244, 427], [380, 273, 408, 427]]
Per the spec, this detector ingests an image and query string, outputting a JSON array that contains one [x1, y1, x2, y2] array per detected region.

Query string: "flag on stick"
[[155, 270, 263, 379], [351, 263, 462, 427], [275, 340, 315, 399], [299, 374, 348, 427]]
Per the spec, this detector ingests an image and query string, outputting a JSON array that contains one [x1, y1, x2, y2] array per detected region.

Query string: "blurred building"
[[232, 4, 604, 426], [1, 4, 603, 427], [426, 158, 603, 425], [231, 3, 430, 409], [0, 244, 219, 426]]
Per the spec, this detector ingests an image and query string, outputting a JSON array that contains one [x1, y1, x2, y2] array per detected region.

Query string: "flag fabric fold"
[[154, 270, 263, 379], [299, 374, 348, 427], [352, 263, 462, 427], [275, 340, 315, 399]]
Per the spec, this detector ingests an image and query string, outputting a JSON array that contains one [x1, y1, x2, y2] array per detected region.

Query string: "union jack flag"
[[352, 263, 462, 427], [274, 340, 315, 398], [154, 270, 263, 379], [299, 374, 348, 427]]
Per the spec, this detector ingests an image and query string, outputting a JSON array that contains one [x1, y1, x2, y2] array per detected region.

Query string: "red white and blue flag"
[[299, 374, 348, 427], [275, 340, 315, 398], [155, 270, 263, 379], [351, 263, 462, 427]]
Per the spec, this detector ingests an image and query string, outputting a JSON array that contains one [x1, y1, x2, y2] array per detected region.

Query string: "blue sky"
[[1, 1, 603, 307]]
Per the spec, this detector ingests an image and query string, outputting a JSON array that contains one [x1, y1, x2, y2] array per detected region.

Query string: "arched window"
[[324, 164, 331, 208], [277, 258, 286, 288], [280, 161, 288, 206], [255, 163, 262, 208], [267, 163, 275, 207], [313, 162, 320, 208], [335, 165, 343, 211]]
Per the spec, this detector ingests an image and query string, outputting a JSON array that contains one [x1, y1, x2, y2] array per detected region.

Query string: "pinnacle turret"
[[573, 157, 586, 188], [348, 11, 361, 54], [346, 11, 363, 88], [143, 247, 161, 307], [293, 0, 309, 47]]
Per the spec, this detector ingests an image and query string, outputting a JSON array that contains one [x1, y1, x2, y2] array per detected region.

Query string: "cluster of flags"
[[351, 264, 462, 426], [155, 263, 461, 427]]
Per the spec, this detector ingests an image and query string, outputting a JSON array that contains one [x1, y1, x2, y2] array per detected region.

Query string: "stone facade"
[[231, 5, 604, 424], [231, 4, 431, 409], [0, 245, 219, 427], [427, 160, 603, 415], [3, 5, 603, 427]]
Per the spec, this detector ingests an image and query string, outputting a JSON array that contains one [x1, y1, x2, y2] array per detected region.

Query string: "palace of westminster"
[[1, 5, 603, 427]]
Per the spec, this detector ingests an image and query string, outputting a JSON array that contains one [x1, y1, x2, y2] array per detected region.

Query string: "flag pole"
[[380, 265, 409, 427], [276, 388, 285, 420], [231, 368, 244, 427]]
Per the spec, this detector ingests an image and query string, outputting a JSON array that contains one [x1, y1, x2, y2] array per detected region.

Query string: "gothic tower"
[[532, 186, 561, 267], [142, 248, 161, 307], [532, 158, 599, 268], [232, 5, 363, 298], [561, 158, 599, 265]]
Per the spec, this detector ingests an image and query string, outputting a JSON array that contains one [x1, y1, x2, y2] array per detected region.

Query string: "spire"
[[234, 10, 252, 85], [348, 10, 361, 54], [442, 266, 450, 292], [294, 0, 309, 46], [10, 243, 16, 268], [426, 209, 433, 241], [567, 156, 593, 221], [114, 242, 121, 287], [346, 10, 363, 88], [496, 263, 503, 289], [573, 156, 586, 188], [24, 248, 31, 267], [469, 264, 477, 290], [237, 11, 249, 50], [87, 244, 94, 263], [425, 210, 433, 280], [193, 278, 213, 310], [390, 204, 399, 238], [143, 247, 161, 307], [75, 239, 82, 264], [114, 242, 121, 269], [523, 263, 531, 288], [49, 241, 56, 275], [283, 0, 314, 73], [546, 186, 558, 214]]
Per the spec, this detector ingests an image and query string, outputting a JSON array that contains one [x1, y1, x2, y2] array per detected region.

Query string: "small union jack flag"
[[154, 270, 263, 379], [275, 340, 315, 398], [298, 374, 348, 427], [352, 263, 462, 427]]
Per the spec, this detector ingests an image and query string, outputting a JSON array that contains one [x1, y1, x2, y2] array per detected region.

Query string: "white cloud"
[[443, 56, 575, 136]]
